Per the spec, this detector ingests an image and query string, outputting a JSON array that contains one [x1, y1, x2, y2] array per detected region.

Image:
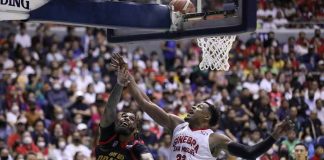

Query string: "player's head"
[[115, 112, 137, 137], [294, 143, 308, 160], [185, 102, 220, 127]]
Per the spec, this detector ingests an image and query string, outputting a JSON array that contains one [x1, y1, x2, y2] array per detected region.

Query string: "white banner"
[[0, 0, 49, 20]]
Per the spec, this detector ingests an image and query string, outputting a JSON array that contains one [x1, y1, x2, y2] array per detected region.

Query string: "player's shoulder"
[[98, 123, 118, 146], [174, 122, 189, 131]]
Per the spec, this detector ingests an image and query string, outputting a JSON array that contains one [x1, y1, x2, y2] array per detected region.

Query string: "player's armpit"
[[140, 153, 154, 160], [209, 133, 232, 157], [168, 113, 185, 130]]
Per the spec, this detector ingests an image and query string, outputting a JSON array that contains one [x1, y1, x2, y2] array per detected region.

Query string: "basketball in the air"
[[169, 0, 196, 14]]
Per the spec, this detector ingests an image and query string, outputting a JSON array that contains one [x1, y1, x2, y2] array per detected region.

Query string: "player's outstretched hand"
[[271, 118, 295, 140], [110, 53, 127, 71], [117, 66, 130, 87]]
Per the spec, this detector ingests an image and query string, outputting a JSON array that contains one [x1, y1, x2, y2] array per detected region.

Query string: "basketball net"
[[197, 35, 236, 71]]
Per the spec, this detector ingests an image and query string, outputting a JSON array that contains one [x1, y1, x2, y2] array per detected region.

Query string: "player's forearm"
[[100, 84, 124, 127], [128, 79, 172, 128], [128, 79, 150, 106], [135, 80, 151, 102], [227, 136, 276, 159]]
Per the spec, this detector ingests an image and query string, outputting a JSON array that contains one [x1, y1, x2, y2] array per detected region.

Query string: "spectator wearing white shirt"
[[48, 137, 69, 160], [257, 3, 267, 21], [273, 11, 288, 28], [46, 44, 64, 64], [283, 37, 302, 55], [304, 89, 321, 113], [6, 104, 20, 126], [15, 25, 31, 48], [243, 74, 260, 95], [1, 50, 14, 70], [260, 71, 274, 93], [93, 73, 105, 94], [63, 132, 91, 160], [81, 27, 94, 54], [75, 66, 93, 92], [264, 2, 278, 18], [84, 84, 96, 105], [262, 16, 277, 30], [284, 2, 297, 20], [0, 148, 13, 160], [314, 99, 324, 125]]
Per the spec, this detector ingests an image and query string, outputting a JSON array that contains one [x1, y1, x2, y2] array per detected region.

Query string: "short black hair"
[[204, 102, 220, 126], [295, 143, 308, 151]]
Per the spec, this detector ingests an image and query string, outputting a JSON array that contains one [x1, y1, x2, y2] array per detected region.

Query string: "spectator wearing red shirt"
[[269, 83, 283, 110], [49, 107, 72, 138], [35, 136, 49, 158], [7, 116, 27, 150], [310, 145, 324, 160], [296, 32, 310, 47], [16, 131, 40, 155]]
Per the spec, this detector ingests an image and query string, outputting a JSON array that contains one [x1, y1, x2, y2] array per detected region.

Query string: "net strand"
[[197, 35, 236, 71]]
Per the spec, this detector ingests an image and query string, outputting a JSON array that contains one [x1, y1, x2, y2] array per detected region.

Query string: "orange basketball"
[[169, 0, 196, 14]]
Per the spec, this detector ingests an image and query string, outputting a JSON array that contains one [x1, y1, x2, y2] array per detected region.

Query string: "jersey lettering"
[[172, 135, 199, 156], [97, 152, 125, 160]]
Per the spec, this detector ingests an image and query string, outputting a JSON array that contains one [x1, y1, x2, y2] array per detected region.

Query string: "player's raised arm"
[[111, 53, 184, 131], [209, 118, 294, 159], [100, 66, 129, 128]]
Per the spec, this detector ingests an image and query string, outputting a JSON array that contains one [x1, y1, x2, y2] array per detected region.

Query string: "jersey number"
[[176, 154, 186, 160]]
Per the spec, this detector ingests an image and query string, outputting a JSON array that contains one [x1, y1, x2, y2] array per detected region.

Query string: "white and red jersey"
[[169, 122, 216, 160]]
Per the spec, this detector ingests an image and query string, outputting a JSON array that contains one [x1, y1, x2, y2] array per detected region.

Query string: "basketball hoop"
[[197, 35, 236, 71]]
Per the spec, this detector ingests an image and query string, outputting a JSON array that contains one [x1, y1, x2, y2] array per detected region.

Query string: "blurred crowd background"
[[0, 0, 323, 160]]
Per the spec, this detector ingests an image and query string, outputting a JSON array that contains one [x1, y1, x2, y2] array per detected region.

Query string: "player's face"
[[115, 112, 136, 136], [185, 102, 210, 122], [294, 145, 308, 160]]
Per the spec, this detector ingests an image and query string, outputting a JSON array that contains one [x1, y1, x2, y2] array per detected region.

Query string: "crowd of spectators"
[[257, 0, 324, 29], [0, 20, 323, 160]]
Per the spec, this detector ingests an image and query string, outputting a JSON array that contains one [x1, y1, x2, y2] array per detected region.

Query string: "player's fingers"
[[116, 53, 123, 59], [117, 54, 125, 63], [110, 60, 119, 66], [110, 64, 118, 69], [123, 68, 127, 75], [110, 59, 118, 65], [111, 56, 119, 64], [121, 66, 126, 73], [112, 53, 119, 60], [125, 72, 130, 79], [111, 62, 119, 68]]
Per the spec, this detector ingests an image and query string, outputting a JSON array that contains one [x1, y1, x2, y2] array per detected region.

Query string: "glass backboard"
[[107, 0, 256, 43]]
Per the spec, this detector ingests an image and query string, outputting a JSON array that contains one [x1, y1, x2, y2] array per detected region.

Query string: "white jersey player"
[[111, 53, 295, 160], [170, 122, 215, 160]]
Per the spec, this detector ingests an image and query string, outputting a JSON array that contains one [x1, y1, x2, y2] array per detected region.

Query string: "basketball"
[[169, 0, 196, 14]]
